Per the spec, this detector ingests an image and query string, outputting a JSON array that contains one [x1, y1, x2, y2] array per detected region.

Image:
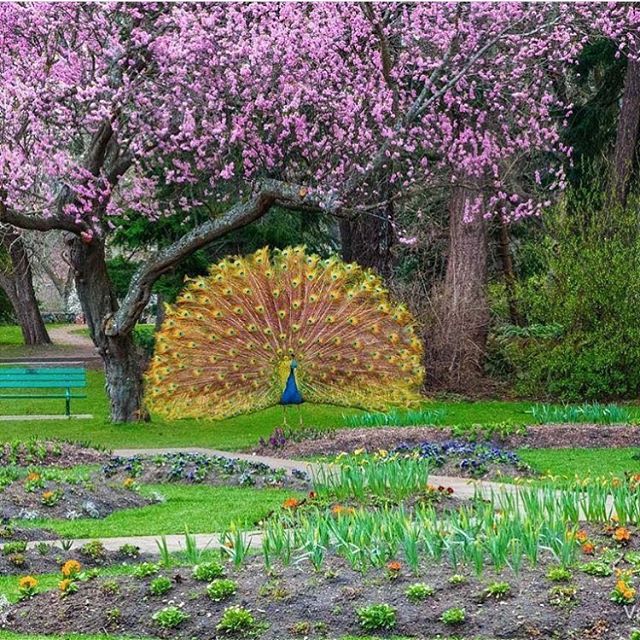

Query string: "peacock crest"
[[145, 246, 424, 419]]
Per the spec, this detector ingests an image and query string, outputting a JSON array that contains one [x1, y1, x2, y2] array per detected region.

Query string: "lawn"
[[17, 484, 298, 538]]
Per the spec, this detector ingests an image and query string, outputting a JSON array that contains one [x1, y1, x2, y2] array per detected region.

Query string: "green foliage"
[[482, 581, 511, 600], [133, 562, 160, 578], [149, 576, 173, 596], [528, 402, 632, 425], [630, 630, 640, 640], [493, 188, 640, 400], [546, 566, 572, 582], [192, 560, 225, 582], [356, 603, 397, 631], [152, 605, 190, 629], [207, 578, 237, 602], [440, 607, 465, 625], [580, 561, 612, 577], [216, 605, 256, 634], [343, 408, 446, 428], [405, 582, 434, 602]]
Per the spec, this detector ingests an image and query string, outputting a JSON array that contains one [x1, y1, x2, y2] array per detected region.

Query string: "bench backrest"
[[0, 367, 86, 389]]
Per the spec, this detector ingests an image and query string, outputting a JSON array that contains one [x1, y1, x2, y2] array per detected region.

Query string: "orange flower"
[[25, 472, 41, 483], [387, 561, 402, 572], [42, 491, 54, 500], [614, 527, 632, 543], [331, 504, 355, 516], [59, 579, 73, 592], [18, 576, 38, 590], [61, 560, 81, 578], [282, 497, 301, 510], [581, 542, 595, 555], [575, 530, 589, 544], [122, 477, 136, 490]]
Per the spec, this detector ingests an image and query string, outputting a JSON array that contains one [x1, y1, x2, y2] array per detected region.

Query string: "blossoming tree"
[[0, 3, 636, 421]]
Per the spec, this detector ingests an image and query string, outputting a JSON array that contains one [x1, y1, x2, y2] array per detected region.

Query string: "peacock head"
[[290, 357, 298, 370]]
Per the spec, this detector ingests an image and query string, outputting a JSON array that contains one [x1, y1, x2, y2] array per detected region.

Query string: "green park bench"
[[0, 367, 87, 417]]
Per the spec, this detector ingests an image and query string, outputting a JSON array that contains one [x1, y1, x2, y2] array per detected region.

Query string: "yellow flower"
[[61, 559, 81, 578], [18, 576, 38, 590], [59, 579, 73, 592]]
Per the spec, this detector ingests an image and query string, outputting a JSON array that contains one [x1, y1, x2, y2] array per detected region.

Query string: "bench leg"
[[65, 390, 71, 418]]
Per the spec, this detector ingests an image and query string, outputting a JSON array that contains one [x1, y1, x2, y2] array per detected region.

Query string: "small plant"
[[58, 578, 78, 597], [483, 581, 511, 600], [207, 578, 238, 602], [405, 582, 435, 602], [60, 539, 74, 551], [105, 608, 122, 625], [35, 542, 51, 556], [440, 607, 466, 625], [101, 580, 120, 595], [61, 560, 81, 579], [193, 560, 224, 581], [152, 605, 190, 629], [580, 561, 612, 577], [133, 562, 160, 578], [41, 489, 62, 507], [2, 541, 27, 555], [630, 630, 640, 640], [549, 585, 578, 608], [217, 605, 255, 634], [611, 571, 637, 605], [80, 540, 107, 563], [17, 575, 38, 600], [118, 543, 140, 558], [290, 621, 312, 636], [356, 603, 397, 631], [448, 573, 467, 585], [386, 560, 402, 579], [8, 553, 25, 567], [156, 536, 171, 567], [149, 576, 173, 596], [546, 566, 572, 582]]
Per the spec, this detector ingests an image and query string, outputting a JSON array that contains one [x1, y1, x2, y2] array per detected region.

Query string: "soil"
[[0, 478, 152, 521], [0, 544, 152, 576], [3, 551, 636, 640], [0, 525, 58, 542], [0, 441, 111, 468], [260, 424, 640, 460]]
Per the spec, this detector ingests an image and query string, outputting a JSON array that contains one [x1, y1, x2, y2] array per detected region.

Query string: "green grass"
[[519, 447, 640, 478], [0, 323, 78, 359], [17, 484, 298, 538]]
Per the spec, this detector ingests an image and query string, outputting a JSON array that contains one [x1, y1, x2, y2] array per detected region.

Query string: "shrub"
[[149, 576, 173, 596], [152, 606, 189, 629], [448, 574, 467, 585], [193, 560, 224, 581], [546, 566, 572, 582], [216, 606, 255, 634], [440, 607, 465, 625], [580, 561, 612, 577], [497, 192, 640, 400], [405, 583, 435, 602], [549, 585, 578, 608], [80, 540, 107, 563], [118, 544, 140, 558], [133, 562, 160, 578], [356, 603, 397, 631], [2, 541, 26, 555], [207, 579, 237, 602], [483, 581, 511, 600]]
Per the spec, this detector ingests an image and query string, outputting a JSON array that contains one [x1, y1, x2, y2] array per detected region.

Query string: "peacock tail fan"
[[145, 246, 425, 420]]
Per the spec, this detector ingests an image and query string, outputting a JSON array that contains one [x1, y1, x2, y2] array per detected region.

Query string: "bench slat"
[[0, 393, 87, 399], [0, 367, 86, 375], [0, 381, 86, 389]]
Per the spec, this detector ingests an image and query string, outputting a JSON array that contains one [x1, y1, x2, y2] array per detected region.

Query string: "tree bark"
[[0, 228, 51, 345], [612, 55, 640, 207], [428, 183, 489, 391], [67, 235, 147, 422]]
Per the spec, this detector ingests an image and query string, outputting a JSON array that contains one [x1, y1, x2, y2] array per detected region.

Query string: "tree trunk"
[[612, 55, 640, 207], [428, 184, 489, 391], [339, 202, 395, 277], [0, 228, 51, 345], [67, 235, 148, 422]]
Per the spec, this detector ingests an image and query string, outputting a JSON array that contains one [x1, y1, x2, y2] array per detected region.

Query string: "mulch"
[[258, 424, 640, 459]]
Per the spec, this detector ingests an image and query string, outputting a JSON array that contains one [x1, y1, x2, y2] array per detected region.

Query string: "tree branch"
[[107, 179, 326, 336]]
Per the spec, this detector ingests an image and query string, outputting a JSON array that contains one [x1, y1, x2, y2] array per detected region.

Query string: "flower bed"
[[102, 452, 311, 490], [0, 439, 110, 468], [2, 550, 638, 639]]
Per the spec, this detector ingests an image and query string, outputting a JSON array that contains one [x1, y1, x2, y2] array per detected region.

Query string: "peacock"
[[145, 246, 424, 420]]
